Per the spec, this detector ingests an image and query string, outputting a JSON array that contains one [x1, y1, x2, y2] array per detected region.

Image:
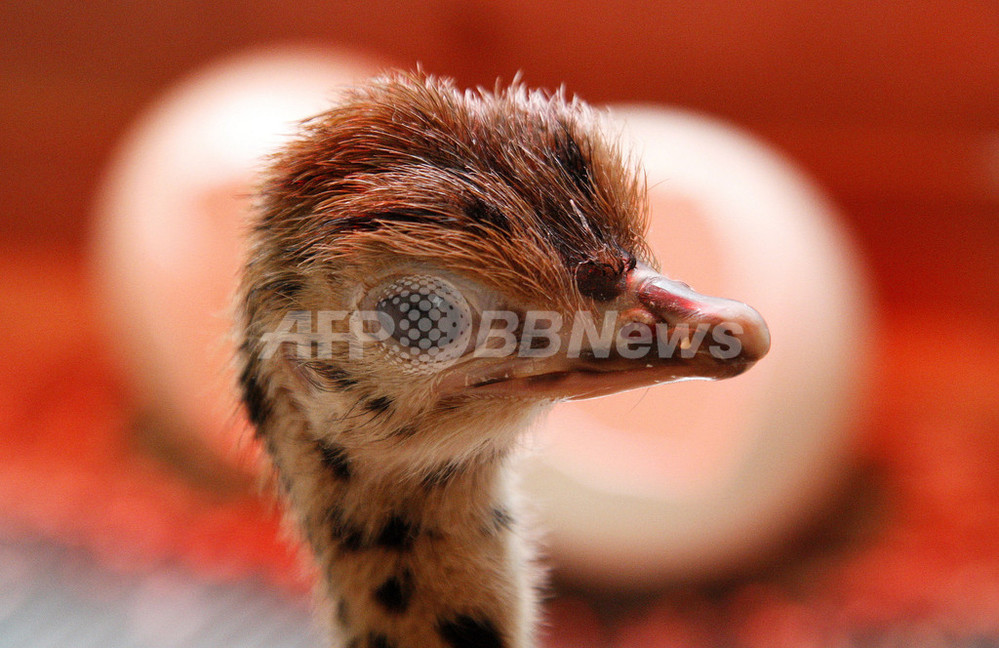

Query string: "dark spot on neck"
[[341, 529, 366, 552], [328, 508, 366, 552], [376, 514, 417, 551], [373, 569, 414, 614], [365, 395, 393, 415], [317, 441, 352, 480], [368, 634, 397, 648], [438, 615, 504, 648], [329, 510, 421, 553]]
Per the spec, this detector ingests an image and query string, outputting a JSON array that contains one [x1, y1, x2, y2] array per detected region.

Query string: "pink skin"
[[630, 262, 771, 367], [442, 263, 770, 401]]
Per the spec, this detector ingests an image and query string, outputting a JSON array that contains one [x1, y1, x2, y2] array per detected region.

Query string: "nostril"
[[575, 250, 634, 301]]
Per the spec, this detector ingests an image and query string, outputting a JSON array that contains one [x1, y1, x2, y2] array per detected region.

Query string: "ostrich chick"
[[236, 71, 769, 648]]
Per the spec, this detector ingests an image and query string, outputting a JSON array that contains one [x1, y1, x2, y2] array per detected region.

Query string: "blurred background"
[[2, 2, 998, 647]]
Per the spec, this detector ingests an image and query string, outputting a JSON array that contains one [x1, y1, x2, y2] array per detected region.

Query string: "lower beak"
[[455, 264, 770, 401]]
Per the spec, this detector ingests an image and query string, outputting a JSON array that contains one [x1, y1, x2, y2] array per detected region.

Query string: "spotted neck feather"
[[242, 344, 545, 648]]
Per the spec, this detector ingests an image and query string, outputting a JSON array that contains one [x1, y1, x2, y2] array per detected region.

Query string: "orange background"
[[3, 4, 999, 644], [4, 1, 999, 313]]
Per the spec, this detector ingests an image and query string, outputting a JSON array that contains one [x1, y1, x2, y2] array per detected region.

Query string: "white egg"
[[91, 47, 380, 473], [523, 106, 872, 586]]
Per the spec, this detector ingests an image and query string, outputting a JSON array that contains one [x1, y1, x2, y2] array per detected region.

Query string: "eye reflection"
[[372, 275, 472, 373]]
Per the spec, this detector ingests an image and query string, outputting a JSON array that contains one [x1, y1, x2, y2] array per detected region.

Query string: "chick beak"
[[628, 264, 771, 372], [457, 263, 770, 401]]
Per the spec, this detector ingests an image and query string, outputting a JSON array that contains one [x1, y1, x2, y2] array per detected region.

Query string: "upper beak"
[[629, 264, 771, 369], [446, 263, 770, 401]]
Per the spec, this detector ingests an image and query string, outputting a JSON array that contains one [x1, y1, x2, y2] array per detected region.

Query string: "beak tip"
[[735, 306, 771, 363]]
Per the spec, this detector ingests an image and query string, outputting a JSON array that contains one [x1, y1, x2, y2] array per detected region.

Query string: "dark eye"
[[373, 275, 472, 372]]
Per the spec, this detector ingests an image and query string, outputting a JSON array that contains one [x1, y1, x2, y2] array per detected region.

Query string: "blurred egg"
[[91, 46, 380, 471], [522, 106, 872, 586]]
